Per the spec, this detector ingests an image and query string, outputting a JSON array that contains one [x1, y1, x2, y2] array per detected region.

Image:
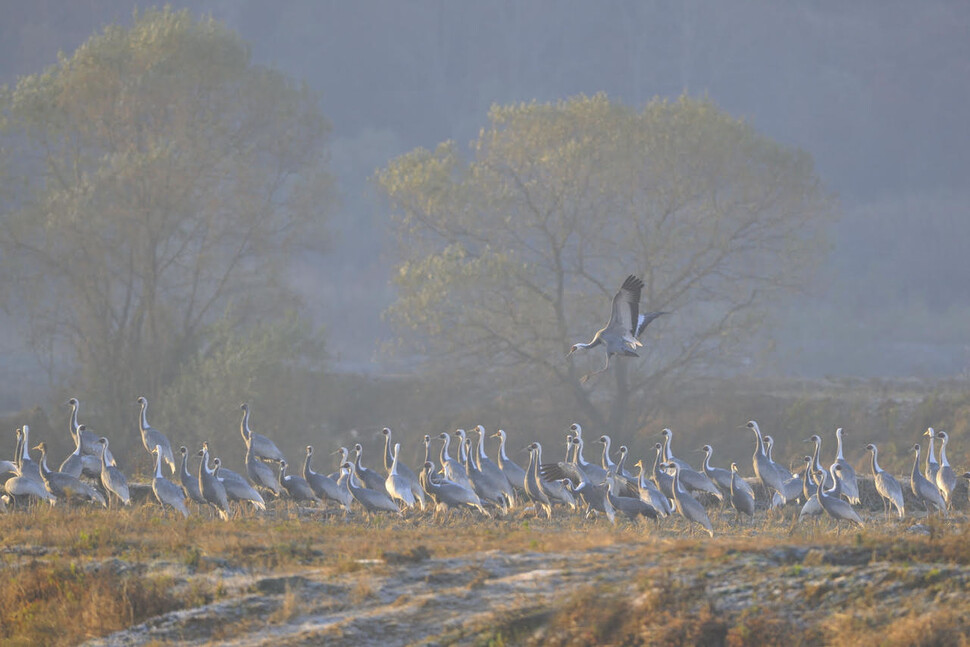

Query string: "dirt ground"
[[79, 521, 970, 647]]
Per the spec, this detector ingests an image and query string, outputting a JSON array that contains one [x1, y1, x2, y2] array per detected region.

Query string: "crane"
[[866, 443, 904, 519], [567, 275, 666, 382]]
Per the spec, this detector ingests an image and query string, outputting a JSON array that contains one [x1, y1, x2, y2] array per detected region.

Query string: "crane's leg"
[[580, 353, 612, 384]]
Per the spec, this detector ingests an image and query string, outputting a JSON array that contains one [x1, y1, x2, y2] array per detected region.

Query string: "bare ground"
[[80, 518, 970, 647]]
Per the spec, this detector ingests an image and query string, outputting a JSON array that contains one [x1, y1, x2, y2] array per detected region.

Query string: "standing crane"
[[240, 403, 286, 463], [135, 397, 176, 475], [932, 430, 957, 509], [151, 445, 189, 518], [833, 428, 860, 505], [866, 443, 905, 519], [910, 443, 946, 517]]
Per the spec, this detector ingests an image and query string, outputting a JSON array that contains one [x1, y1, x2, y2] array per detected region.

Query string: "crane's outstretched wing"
[[635, 311, 668, 339], [605, 275, 643, 338]]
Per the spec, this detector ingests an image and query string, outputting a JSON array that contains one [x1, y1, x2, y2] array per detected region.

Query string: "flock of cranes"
[[1, 395, 966, 538], [0, 277, 966, 538]]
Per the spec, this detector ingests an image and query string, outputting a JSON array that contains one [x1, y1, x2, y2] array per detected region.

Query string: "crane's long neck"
[[662, 434, 672, 461], [462, 440, 474, 475], [583, 337, 603, 350], [911, 447, 921, 481], [154, 449, 164, 479], [21, 427, 32, 463], [421, 466, 436, 494], [14, 431, 23, 469], [346, 465, 360, 489], [383, 431, 393, 472], [38, 446, 51, 477], [181, 452, 191, 483], [702, 449, 713, 472], [812, 439, 822, 471], [423, 438, 431, 465], [477, 429, 488, 461], [815, 473, 826, 500], [567, 439, 578, 465], [616, 448, 628, 474], [498, 433, 509, 462], [672, 466, 684, 495], [139, 402, 149, 432], [100, 442, 108, 469], [827, 467, 841, 497], [926, 432, 937, 466], [576, 438, 588, 466], [457, 432, 467, 462], [602, 437, 613, 469], [69, 403, 79, 439], [802, 462, 814, 489], [870, 448, 881, 475], [835, 430, 845, 461], [198, 449, 209, 480], [244, 433, 256, 462], [303, 449, 314, 478], [939, 435, 950, 466], [439, 436, 451, 464], [652, 447, 664, 478], [241, 408, 251, 442], [750, 425, 766, 458], [390, 444, 401, 476]]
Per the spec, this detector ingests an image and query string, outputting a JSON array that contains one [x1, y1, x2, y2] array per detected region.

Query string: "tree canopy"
[[377, 93, 835, 436], [0, 7, 333, 456]]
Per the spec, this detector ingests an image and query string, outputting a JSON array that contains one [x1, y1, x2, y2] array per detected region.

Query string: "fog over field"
[[3, 9, 970, 645], [1, 1, 967, 385]]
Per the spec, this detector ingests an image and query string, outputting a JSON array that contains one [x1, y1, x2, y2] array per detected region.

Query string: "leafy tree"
[[0, 8, 333, 455], [377, 93, 835, 438]]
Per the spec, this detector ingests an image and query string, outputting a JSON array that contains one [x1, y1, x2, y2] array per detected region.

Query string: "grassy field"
[[2, 501, 970, 646]]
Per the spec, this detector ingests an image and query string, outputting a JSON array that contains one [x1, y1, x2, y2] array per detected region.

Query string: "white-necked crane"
[[136, 397, 176, 475], [567, 275, 666, 382]]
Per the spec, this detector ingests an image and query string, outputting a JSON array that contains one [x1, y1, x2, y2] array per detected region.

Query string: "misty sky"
[[2, 0, 969, 378]]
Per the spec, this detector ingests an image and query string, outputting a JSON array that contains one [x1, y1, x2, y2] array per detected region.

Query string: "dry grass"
[[0, 559, 203, 646], [823, 606, 970, 647], [3, 504, 970, 646]]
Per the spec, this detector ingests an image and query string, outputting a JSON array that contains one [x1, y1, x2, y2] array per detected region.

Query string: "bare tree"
[[377, 93, 835, 437]]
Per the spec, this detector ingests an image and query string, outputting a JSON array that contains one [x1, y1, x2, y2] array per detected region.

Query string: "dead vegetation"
[[2, 504, 970, 646]]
